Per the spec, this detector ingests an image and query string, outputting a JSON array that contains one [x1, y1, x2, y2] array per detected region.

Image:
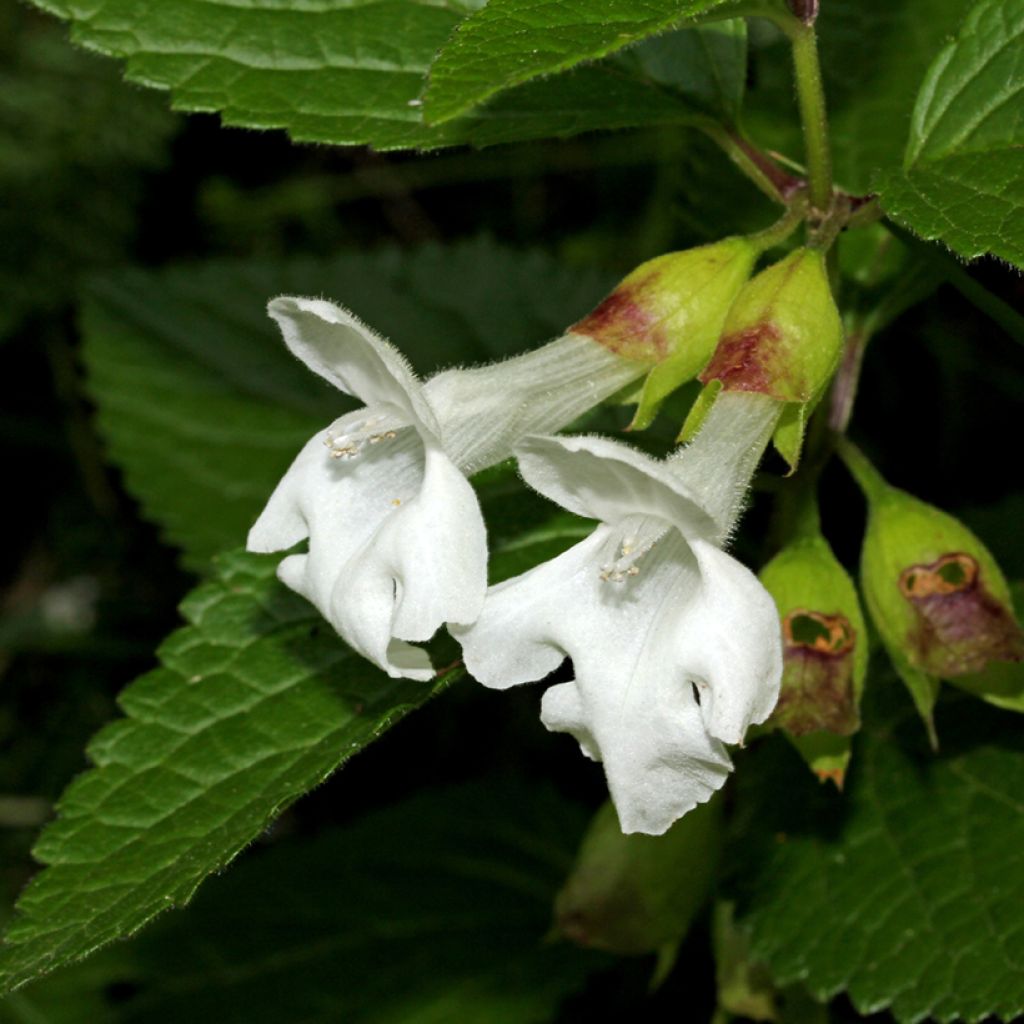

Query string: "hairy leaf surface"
[[730, 691, 1024, 1022], [422, 0, 732, 124], [30, 0, 709, 148], [880, 0, 1024, 266]]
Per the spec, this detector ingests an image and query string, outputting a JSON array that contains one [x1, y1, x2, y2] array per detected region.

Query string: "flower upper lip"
[[514, 433, 719, 545]]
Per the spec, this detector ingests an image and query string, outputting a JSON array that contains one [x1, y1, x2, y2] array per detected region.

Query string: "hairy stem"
[[747, 196, 809, 251], [789, 23, 833, 214]]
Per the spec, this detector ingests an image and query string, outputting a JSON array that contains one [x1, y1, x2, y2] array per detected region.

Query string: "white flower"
[[453, 393, 783, 834], [247, 297, 644, 680]]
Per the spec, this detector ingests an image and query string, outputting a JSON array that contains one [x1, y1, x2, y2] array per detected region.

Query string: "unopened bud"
[[554, 796, 721, 957], [688, 248, 843, 469], [845, 443, 1024, 739], [572, 238, 758, 430], [760, 531, 867, 787]]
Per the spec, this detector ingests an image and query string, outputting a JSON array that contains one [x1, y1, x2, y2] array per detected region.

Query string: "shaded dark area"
[[2, 1, 1023, 1021]]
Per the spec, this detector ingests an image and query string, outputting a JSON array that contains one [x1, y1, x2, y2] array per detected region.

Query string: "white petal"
[[515, 434, 717, 540], [457, 528, 733, 835], [453, 531, 609, 690], [334, 444, 487, 668], [246, 421, 438, 680], [541, 679, 731, 836], [268, 297, 440, 436], [676, 538, 783, 744]]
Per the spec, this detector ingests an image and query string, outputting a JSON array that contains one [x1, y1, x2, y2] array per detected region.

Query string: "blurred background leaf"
[[1, 781, 606, 1023], [0, 2, 177, 342]]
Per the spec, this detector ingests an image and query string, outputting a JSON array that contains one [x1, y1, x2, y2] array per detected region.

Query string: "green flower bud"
[[554, 796, 721, 960], [686, 248, 843, 469], [843, 443, 1024, 742], [759, 524, 867, 788], [572, 238, 758, 430]]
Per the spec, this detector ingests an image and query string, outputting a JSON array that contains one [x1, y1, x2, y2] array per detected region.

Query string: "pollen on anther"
[[391, 498, 402, 507]]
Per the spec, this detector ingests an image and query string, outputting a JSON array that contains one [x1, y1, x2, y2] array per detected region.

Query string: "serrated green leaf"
[[29, 0, 705, 149], [81, 242, 617, 570], [880, 0, 1024, 266], [3, 782, 604, 1023], [423, 0, 731, 125], [728, 689, 1024, 1023], [0, 549, 461, 995]]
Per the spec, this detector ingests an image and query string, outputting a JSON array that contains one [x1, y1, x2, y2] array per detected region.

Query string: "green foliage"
[[2, 783, 602, 1022], [0, 3, 176, 339], [743, 0, 973, 194], [422, 0, 731, 124], [880, 0, 1024, 266], [0, 551, 459, 995], [729, 690, 1024, 1023], [81, 242, 616, 570], [30, 0, 711, 149]]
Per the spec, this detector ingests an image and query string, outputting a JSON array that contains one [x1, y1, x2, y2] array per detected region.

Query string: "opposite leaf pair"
[[248, 296, 783, 833]]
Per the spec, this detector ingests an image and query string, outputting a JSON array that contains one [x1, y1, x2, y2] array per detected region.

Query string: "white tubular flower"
[[247, 297, 645, 680], [454, 393, 784, 834]]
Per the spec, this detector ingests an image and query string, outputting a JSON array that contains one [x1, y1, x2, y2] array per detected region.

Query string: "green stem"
[[746, 196, 808, 251], [698, 121, 802, 204], [835, 438, 890, 503], [790, 479, 822, 538], [789, 23, 832, 213]]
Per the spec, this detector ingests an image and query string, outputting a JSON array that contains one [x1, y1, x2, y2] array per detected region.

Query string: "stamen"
[[323, 416, 399, 460], [599, 535, 656, 583]]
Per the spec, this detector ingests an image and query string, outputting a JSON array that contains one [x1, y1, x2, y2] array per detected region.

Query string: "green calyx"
[[571, 237, 759, 430], [760, 527, 867, 787], [554, 796, 721, 960], [684, 247, 843, 469], [842, 443, 1024, 743]]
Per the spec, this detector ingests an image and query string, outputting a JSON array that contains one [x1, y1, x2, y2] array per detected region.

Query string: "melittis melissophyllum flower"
[[759, 497, 867, 788], [247, 241, 759, 680], [454, 392, 785, 835], [840, 441, 1024, 744]]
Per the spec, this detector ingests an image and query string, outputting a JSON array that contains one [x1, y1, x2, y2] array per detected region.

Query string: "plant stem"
[[698, 121, 802, 204], [747, 196, 808, 251], [789, 22, 832, 214], [835, 438, 890, 502], [828, 327, 868, 434]]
